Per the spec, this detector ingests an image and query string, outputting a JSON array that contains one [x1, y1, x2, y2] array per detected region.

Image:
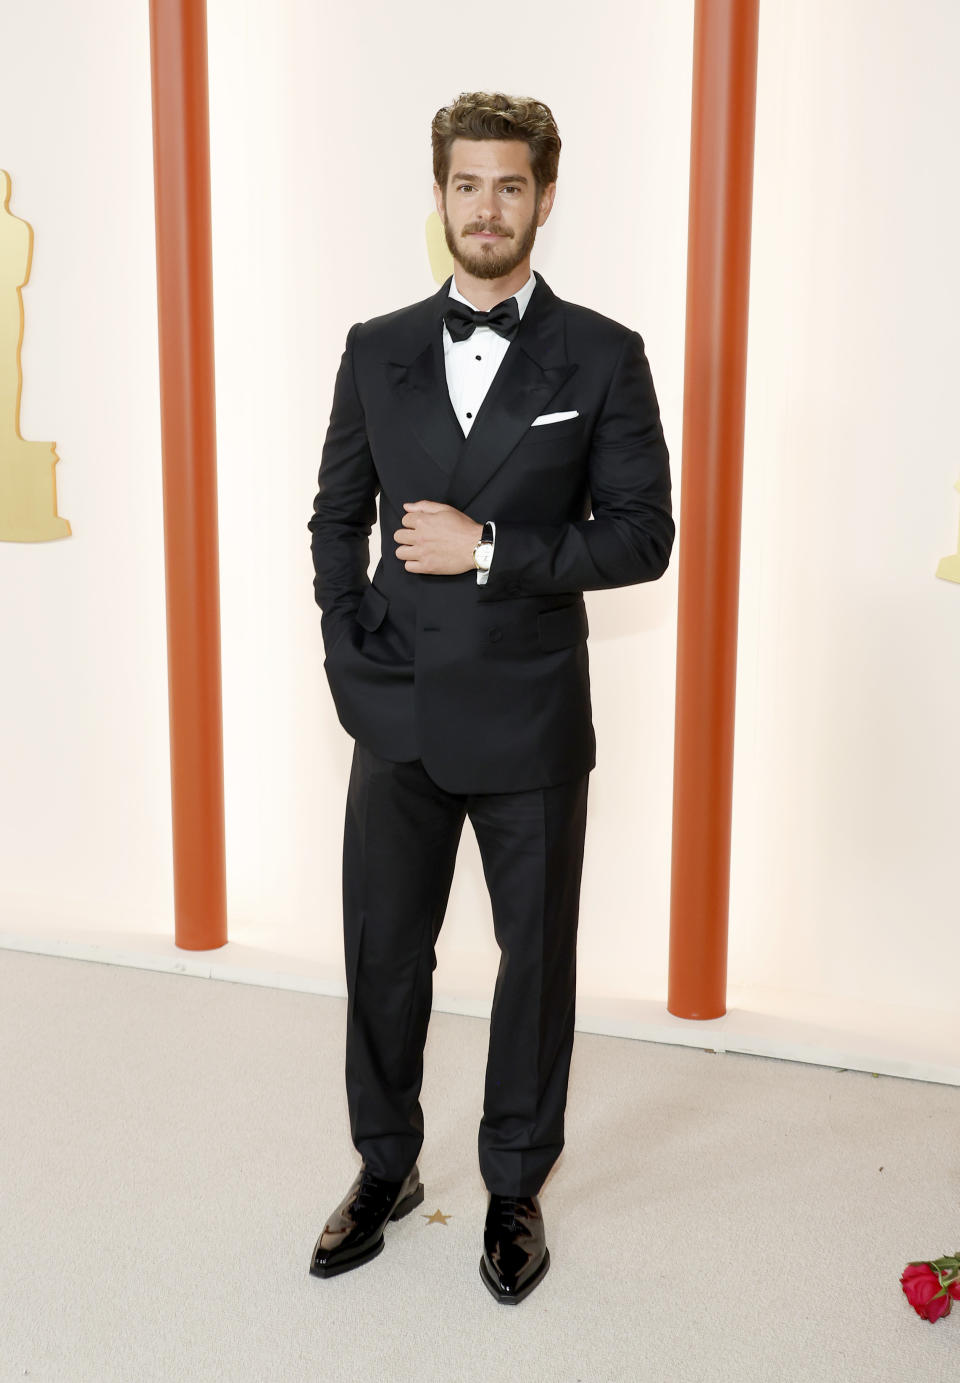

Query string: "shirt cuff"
[[476, 519, 496, 585]]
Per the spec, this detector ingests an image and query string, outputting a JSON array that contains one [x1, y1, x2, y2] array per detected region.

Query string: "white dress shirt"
[[442, 270, 537, 584]]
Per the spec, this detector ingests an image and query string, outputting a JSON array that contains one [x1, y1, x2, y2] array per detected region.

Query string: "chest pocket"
[[525, 415, 585, 444]]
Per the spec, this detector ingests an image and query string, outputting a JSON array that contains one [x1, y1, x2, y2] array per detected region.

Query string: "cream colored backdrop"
[[0, 1, 957, 1050]]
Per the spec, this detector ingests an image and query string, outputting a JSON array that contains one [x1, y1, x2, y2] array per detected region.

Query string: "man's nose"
[[477, 190, 499, 222]]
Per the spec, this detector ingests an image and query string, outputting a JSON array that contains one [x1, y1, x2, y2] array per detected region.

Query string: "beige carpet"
[[0, 949, 956, 1382]]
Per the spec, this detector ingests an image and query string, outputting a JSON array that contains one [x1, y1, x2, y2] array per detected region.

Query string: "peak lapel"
[[444, 271, 578, 513], [384, 276, 464, 485]]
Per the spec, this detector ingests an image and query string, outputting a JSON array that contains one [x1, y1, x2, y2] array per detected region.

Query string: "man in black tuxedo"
[[307, 91, 673, 1304]]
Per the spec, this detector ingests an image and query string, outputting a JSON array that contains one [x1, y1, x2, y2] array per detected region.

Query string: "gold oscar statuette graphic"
[[425, 210, 454, 285], [0, 168, 70, 542], [936, 475, 960, 584]]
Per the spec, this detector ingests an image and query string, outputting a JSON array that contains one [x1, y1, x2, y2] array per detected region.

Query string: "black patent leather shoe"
[[309, 1162, 424, 1278], [479, 1192, 550, 1304]]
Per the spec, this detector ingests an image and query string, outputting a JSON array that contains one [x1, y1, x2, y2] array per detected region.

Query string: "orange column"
[[148, 0, 227, 950], [668, 0, 760, 1018]]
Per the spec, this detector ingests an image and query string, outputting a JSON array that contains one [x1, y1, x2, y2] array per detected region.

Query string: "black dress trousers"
[[341, 738, 590, 1197]]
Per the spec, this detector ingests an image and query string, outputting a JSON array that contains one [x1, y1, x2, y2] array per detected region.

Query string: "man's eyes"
[[455, 183, 521, 194]]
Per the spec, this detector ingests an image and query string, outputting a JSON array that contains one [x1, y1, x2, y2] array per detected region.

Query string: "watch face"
[[476, 543, 493, 571]]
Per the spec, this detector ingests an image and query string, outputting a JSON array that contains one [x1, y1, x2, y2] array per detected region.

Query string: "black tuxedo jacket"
[[308, 270, 674, 794]]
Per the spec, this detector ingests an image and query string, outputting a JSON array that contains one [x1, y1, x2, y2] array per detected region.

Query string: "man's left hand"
[[394, 501, 482, 575]]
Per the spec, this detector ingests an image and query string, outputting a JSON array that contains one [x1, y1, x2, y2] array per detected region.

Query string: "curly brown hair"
[[431, 91, 561, 204]]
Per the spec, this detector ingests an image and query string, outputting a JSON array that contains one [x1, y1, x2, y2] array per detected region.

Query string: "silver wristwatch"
[[473, 520, 495, 573]]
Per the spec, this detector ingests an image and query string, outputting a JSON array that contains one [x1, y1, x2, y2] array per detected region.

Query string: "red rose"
[[900, 1263, 953, 1322]]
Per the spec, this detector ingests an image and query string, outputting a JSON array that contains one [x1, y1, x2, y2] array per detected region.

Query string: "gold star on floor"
[[422, 1208, 452, 1225]]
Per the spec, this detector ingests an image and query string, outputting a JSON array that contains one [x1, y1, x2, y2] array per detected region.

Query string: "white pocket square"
[[530, 410, 580, 426]]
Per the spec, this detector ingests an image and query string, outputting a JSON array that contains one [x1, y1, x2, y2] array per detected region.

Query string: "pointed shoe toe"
[[479, 1192, 550, 1304]]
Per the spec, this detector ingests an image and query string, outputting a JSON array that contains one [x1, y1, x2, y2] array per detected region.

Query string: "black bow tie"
[[442, 296, 521, 343]]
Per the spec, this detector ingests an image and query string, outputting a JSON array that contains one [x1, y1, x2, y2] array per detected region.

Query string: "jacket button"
[[488, 628, 502, 642]]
